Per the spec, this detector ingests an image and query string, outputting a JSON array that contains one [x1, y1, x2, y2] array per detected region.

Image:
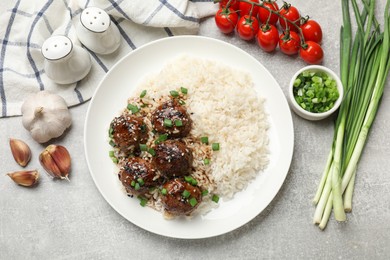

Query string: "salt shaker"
[[75, 7, 121, 55], [41, 35, 92, 85]]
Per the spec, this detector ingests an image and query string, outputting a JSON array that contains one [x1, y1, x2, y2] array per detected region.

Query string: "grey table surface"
[[1, 1, 389, 259]]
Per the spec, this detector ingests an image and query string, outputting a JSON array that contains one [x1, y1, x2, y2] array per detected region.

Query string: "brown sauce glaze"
[[161, 178, 202, 216], [151, 99, 191, 138], [153, 139, 193, 178], [110, 115, 147, 155]]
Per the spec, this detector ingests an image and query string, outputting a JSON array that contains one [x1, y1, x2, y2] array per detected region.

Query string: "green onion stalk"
[[313, 0, 390, 229]]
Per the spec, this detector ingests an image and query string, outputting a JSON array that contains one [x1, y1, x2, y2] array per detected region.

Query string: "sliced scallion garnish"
[[138, 196, 148, 207], [111, 157, 118, 164], [155, 134, 168, 144], [174, 119, 183, 127], [189, 197, 198, 207], [148, 148, 156, 156], [139, 144, 148, 151], [163, 118, 173, 127], [140, 90, 147, 98], [184, 176, 197, 186], [182, 190, 191, 198], [127, 104, 139, 114], [180, 87, 188, 94], [170, 90, 179, 97], [137, 178, 144, 186], [200, 136, 209, 144]]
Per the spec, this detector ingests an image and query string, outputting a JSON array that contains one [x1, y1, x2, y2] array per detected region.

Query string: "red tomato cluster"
[[214, 0, 324, 64]]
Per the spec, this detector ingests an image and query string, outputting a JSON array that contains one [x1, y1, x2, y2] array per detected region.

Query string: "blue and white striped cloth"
[[0, 0, 217, 117]]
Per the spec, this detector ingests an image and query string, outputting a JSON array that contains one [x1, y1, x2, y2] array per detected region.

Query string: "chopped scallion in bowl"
[[289, 65, 344, 121]]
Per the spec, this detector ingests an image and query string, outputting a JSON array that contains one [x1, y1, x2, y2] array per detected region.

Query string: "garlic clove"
[[9, 138, 32, 167], [39, 145, 71, 181], [7, 170, 39, 187]]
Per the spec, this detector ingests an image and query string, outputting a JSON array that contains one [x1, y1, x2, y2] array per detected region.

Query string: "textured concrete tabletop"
[[1, 1, 389, 259]]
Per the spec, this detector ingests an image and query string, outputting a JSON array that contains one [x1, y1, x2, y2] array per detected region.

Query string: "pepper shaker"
[[41, 35, 92, 85], [75, 7, 121, 55]]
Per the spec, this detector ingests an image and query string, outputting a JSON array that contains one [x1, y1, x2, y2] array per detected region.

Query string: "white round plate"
[[84, 36, 294, 239]]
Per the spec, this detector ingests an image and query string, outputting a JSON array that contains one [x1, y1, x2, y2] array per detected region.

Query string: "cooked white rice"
[[134, 55, 269, 199]]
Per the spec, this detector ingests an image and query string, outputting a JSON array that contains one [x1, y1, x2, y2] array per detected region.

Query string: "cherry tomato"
[[258, 1, 279, 25], [300, 19, 323, 43], [239, 0, 260, 17], [256, 24, 279, 52], [279, 4, 300, 32], [299, 41, 324, 64], [279, 31, 300, 55], [219, 0, 239, 10], [214, 8, 239, 34], [236, 15, 259, 41]]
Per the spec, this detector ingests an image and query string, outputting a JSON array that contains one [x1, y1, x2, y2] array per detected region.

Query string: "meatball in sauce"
[[153, 140, 193, 178], [119, 157, 158, 195], [151, 99, 191, 138], [161, 178, 202, 216], [110, 114, 147, 155]]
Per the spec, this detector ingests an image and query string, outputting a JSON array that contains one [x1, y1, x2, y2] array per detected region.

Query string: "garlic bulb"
[[21, 91, 72, 143]]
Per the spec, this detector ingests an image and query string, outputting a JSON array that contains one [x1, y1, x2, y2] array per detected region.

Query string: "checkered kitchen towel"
[[0, 0, 217, 117]]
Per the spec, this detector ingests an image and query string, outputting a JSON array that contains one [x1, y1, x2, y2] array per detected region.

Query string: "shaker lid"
[[80, 7, 110, 33], [41, 35, 73, 60]]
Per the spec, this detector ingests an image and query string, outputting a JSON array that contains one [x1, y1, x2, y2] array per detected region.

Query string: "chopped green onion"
[[178, 100, 186, 105], [111, 157, 118, 164], [155, 134, 168, 144], [138, 196, 148, 207], [189, 197, 198, 207], [139, 144, 148, 151], [212, 143, 220, 151], [204, 158, 210, 165], [293, 71, 339, 113], [127, 104, 139, 114], [184, 176, 198, 186], [130, 180, 136, 187], [134, 183, 141, 191], [148, 148, 156, 156], [109, 140, 116, 147], [182, 190, 191, 198], [140, 124, 147, 133], [140, 90, 147, 98], [163, 118, 173, 127], [180, 87, 188, 94], [200, 136, 209, 144], [161, 188, 167, 195], [174, 119, 183, 127], [108, 127, 114, 137], [170, 90, 179, 97], [201, 190, 209, 196], [212, 194, 219, 203], [137, 178, 144, 186], [109, 151, 115, 157]]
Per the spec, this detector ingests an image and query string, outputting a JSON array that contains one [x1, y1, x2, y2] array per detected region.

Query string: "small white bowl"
[[288, 65, 344, 121]]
